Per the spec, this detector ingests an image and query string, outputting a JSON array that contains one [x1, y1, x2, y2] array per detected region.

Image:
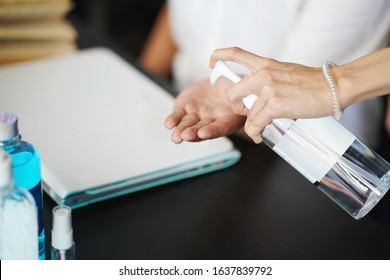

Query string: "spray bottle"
[[51, 205, 75, 260], [211, 61, 390, 219]]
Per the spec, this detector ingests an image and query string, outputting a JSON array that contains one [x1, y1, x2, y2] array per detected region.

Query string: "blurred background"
[[0, 0, 164, 64], [69, 0, 164, 56], [74, 0, 163, 54]]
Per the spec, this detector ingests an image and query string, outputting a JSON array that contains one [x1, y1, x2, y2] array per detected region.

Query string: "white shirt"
[[168, 0, 390, 147]]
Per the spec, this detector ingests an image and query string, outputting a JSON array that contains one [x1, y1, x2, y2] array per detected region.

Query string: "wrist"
[[333, 48, 390, 108], [322, 62, 343, 120], [332, 63, 361, 109]]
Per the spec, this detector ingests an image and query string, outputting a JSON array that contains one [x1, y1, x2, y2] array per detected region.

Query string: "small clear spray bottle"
[[51, 206, 75, 260]]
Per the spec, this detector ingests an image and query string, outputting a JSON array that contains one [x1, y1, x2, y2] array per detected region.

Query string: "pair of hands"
[[165, 47, 336, 144]]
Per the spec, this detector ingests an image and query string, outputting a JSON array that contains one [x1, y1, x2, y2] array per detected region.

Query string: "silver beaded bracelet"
[[322, 61, 343, 120]]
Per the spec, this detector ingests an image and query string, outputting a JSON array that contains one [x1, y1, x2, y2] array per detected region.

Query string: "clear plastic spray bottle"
[[211, 61, 390, 219], [51, 205, 75, 260]]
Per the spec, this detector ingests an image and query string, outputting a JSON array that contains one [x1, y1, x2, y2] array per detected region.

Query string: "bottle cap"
[[52, 206, 74, 250], [0, 112, 19, 141], [0, 149, 12, 189]]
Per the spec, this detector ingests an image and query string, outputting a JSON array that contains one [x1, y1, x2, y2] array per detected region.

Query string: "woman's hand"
[[165, 79, 245, 143], [210, 47, 334, 143]]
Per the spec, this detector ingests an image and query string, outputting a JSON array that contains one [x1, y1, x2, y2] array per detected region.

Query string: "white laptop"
[[0, 48, 241, 208]]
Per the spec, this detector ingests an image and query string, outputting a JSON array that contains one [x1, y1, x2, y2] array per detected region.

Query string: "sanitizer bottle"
[[51, 205, 75, 260], [211, 61, 390, 220], [0, 149, 38, 259], [0, 112, 45, 259]]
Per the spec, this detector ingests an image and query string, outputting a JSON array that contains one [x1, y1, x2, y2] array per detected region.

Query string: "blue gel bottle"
[[0, 112, 45, 259]]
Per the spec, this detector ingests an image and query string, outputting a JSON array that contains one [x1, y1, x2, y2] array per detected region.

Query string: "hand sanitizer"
[[0, 112, 45, 259], [0, 149, 38, 259], [211, 61, 390, 219]]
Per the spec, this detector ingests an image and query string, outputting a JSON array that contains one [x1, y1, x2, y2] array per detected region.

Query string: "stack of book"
[[0, 0, 77, 65]]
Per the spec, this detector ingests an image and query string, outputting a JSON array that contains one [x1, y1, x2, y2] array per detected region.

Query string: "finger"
[[244, 118, 263, 144], [170, 113, 200, 144], [210, 47, 267, 73], [228, 99, 249, 116], [244, 105, 273, 144], [165, 108, 186, 129], [180, 117, 214, 142], [227, 76, 265, 114], [198, 115, 245, 140]]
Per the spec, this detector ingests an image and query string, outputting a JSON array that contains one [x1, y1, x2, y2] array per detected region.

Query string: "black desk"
[[42, 134, 390, 260], [42, 17, 390, 260]]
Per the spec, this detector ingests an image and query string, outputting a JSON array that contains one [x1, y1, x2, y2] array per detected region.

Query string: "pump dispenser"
[[211, 61, 390, 219], [51, 205, 75, 260]]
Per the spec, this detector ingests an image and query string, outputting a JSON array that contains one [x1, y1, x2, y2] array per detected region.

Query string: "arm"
[[138, 3, 177, 77], [335, 48, 390, 137], [335, 48, 390, 106], [280, 0, 390, 145]]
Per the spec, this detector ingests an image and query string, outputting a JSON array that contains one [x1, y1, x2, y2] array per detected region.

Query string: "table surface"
[[42, 17, 390, 260], [42, 134, 390, 260]]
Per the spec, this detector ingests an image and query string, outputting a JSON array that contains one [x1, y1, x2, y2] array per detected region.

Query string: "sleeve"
[[279, 0, 390, 66]]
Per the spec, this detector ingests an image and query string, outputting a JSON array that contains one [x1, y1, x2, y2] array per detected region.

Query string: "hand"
[[165, 79, 245, 143], [210, 47, 334, 143]]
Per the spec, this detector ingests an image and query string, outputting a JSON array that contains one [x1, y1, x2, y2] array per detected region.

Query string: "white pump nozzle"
[[52, 206, 73, 250], [210, 61, 258, 109]]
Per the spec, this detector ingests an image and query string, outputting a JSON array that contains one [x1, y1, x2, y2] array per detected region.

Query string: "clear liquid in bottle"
[[211, 61, 390, 219], [264, 117, 390, 219]]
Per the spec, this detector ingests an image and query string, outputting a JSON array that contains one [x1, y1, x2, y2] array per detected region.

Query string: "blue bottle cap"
[[0, 112, 19, 141]]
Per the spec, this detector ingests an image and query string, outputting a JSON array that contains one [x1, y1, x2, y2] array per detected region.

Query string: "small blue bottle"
[[0, 112, 45, 259]]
